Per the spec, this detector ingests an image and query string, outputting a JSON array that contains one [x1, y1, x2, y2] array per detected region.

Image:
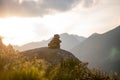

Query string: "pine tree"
[[48, 34, 61, 49]]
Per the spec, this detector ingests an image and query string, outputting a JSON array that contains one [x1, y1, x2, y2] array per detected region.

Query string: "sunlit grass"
[[0, 38, 120, 80]]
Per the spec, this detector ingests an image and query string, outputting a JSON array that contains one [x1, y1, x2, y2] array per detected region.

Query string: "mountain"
[[14, 33, 85, 51], [70, 25, 120, 73], [22, 47, 80, 65], [60, 33, 85, 50], [14, 40, 50, 51]]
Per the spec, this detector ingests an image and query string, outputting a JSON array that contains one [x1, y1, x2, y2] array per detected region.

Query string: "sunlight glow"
[[0, 1, 119, 46], [0, 14, 79, 45], [0, 17, 36, 45]]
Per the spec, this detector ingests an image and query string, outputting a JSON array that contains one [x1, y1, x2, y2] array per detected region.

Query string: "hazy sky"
[[0, 0, 120, 45]]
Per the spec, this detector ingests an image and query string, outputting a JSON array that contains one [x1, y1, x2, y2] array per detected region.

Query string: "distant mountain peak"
[[70, 25, 120, 73], [103, 25, 120, 35], [60, 33, 69, 36], [89, 33, 100, 37], [14, 33, 85, 51]]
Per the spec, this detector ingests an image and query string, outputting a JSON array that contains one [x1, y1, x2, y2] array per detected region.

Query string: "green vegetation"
[[0, 37, 120, 80], [0, 48, 47, 80], [48, 59, 120, 80]]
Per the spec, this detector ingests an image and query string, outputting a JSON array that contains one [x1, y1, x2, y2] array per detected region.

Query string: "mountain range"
[[14, 25, 120, 73], [14, 33, 85, 51], [70, 25, 120, 73]]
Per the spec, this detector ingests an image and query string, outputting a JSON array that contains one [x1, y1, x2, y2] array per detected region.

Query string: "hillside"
[[14, 33, 85, 51], [0, 35, 119, 80], [22, 47, 80, 65], [71, 25, 120, 73]]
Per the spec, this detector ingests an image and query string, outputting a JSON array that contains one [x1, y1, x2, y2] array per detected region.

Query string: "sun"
[[0, 17, 36, 45]]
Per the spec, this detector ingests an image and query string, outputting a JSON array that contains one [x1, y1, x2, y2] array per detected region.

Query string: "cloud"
[[0, 0, 23, 17], [83, 0, 96, 7], [41, 0, 80, 11], [0, 0, 81, 17], [0, 0, 98, 17]]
